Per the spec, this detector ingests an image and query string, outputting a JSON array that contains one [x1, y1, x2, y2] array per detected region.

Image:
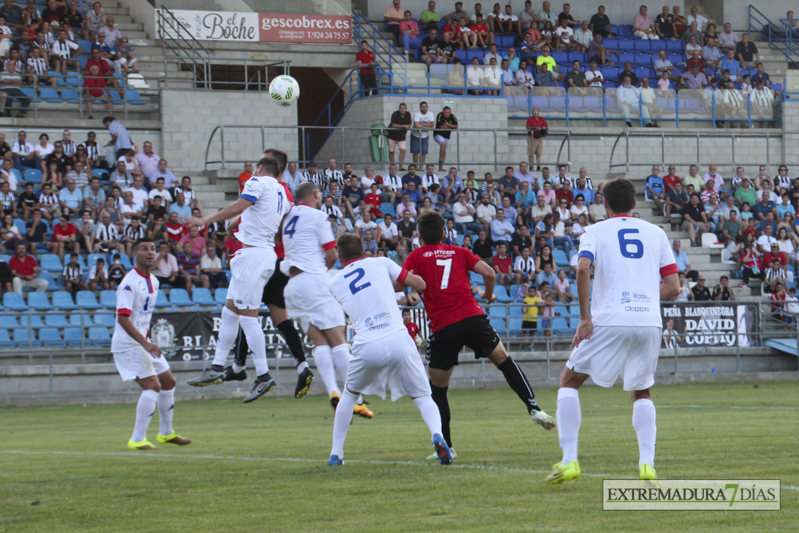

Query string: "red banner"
[[259, 13, 352, 44]]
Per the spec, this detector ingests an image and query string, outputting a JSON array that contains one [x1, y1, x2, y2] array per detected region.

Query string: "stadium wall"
[[160, 89, 298, 172]]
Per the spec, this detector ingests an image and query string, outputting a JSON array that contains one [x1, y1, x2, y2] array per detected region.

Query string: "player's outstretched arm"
[[117, 314, 162, 358], [185, 198, 253, 228], [474, 260, 496, 302], [393, 271, 426, 292], [660, 272, 680, 301]]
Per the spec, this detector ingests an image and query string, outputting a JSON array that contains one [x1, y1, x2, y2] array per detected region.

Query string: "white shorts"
[[566, 326, 661, 391], [434, 134, 450, 151], [284, 272, 346, 332], [228, 246, 277, 309], [347, 331, 431, 401], [113, 346, 170, 381]]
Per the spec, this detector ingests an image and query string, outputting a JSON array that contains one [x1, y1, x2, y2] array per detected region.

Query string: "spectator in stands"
[[686, 6, 707, 32], [148, 159, 177, 189], [103, 116, 131, 161], [680, 63, 708, 90], [0, 212, 21, 250], [554, 17, 575, 51], [150, 240, 181, 288], [681, 193, 708, 246], [719, 49, 740, 81], [176, 241, 202, 290], [377, 213, 399, 250], [534, 62, 560, 93], [515, 59, 534, 88], [572, 20, 593, 51], [763, 257, 787, 294], [490, 207, 513, 246], [66, 160, 89, 189], [356, 40, 378, 97], [411, 101, 435, 164], [199, 245, 226, 289], [420, 1, 441, 32], [735, 33, 759, 68], [98, 13, 122, 47], [168, 191, 191, 222], [113, 37, 137, 75], [718, 22, 737, 53], [17, 183, 36, 222], [653, 49, 676, 80], [754, 190, 776, 221], [384, 0, 404, 41], [702, 37, 722, 69], [25, 46, 54, 88], [433, 106, 457, 171], [691, 274, 711, 300], [588, 5, 611, 37], [645, 165, 665, 213], [704, 193, 723, 233], [513, 245, 535, 284], [618, 74, 652, 127], [452, 191, 479, 234], [633, 5, 658, 40], [702, 164, 725, 196], [587, 33, 617, 67], [684, 34, 702, 59], [148, 177, 170, 210], [57, 177, 81, 216], [680, 19, 699, 44], [565, 59, 586, 90], [654, 5, 676, 39], [119, 189, 144, 227], [618, 62, 638, 86], [93, 210, 120, 252], [492, 241, 512, 285], [751, 62, 772, 90], [83, 64, 112, 120], [476, 193, 496, 230], [178, 224, 206, 257], [395, 208, 416, 248], [0, 62, 30, 118], [61, 252, 88, 294], [50, 29, 81, 75], [49, 214, 79, 259], [388, 102, 411, 169], [9, 241, 46, 294], [75, 208, 95, 250], [519, 1, 538, 31], [585, 61, 605, 89]]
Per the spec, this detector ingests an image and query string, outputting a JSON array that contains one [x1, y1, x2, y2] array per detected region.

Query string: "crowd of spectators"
[[0, 117, 232, 297], [0, 1, 137, 118]]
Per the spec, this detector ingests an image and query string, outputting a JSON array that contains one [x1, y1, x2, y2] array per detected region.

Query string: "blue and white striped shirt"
[[108, 120, 131, 150]]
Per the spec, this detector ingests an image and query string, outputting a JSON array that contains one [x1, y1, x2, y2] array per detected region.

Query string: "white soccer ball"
[[269, 75, 300, 106]]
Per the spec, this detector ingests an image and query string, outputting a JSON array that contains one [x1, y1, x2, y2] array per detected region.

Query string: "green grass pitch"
[[1, 382, 797, 532]]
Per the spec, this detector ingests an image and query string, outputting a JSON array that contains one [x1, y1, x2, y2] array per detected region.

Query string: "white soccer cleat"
[[532, 409, 556, 430]]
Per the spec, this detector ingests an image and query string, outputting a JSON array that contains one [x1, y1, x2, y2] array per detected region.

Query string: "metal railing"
[[748, 6, 799, 70], [155, 58, 291, 91], [352, 11, 407, 92], [157, 6, 211, 86], [204, 124, 573, 170]]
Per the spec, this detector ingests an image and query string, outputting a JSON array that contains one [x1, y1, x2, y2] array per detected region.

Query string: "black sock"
[[497, 357, 539, 413], [430, 383, 452, 448], [277, 319, 306, 365], [234, 327, 248, 368], [211, 364, 224, 372], [257, 371, 272, 383]]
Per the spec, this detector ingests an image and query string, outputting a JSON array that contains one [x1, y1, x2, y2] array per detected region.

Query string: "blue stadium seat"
[[125, 90, 147, 105], [40, 254, 63, 272], [618, 40, 635, 51], [508, 318, 523, 335], [65, 72, 82, 87], [603, 38, 618, 49], [490, 318, 507, 335], [169, 288, 192, 306], [466, 49, 483, 63], [41, 88, 62, 102], [191, 288, 214, 306], [488, 305, 507, 317], [87, 253, 106, 269], [155, 290, 169, 307], [118, 254, 133, 270], [494, 285, 513, 302], [76, 291, 102, 309], [69, 314, 92, 326], [379, 203, 396, 218], [500, 35, 516, 48], [45, 314, 68, 327], [13, 218, 25, 235], [469, 271, 483, 284], [552, 317, 571, 335], [633, 55, 650, 67], [19, 314, 44, 328], [650, 40, 667, 51], [3, 292, 28, 311], [77, 55, 88, 69], [509, 303, 524, 316], [567, 51, 586, 64], [0, 330, 13, 347], [0, 315, 16, 328], [10, 168, 22, 185], [61, 88, 80, 104], [93, 314, 115, 327], [618, 52, 635, 65], [38, 271, 58, 290], [214, 288, 228, 304], [666, 40, 684, 52], [24, 168, 42, 183], [88, 327, 111, 345], [13, 328, 40, 346], [100, 290, 116, 308], [553, 249, 569, 267], [93, 168, 109, 180], [39, 328, 65, 346], [52, 291, 78, 310], [618, 25, 633, 37], [64, 327, 84, 346], [27, 292, 53, 310], [77, 39, 93, 54], [601, 65, 618, 81], [569, 316, 582, 330], [553, 303, 570, 317]]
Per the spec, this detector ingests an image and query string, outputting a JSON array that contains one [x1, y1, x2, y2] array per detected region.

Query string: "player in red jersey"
[[228, 149, 314, 399], [403, 212, 555, 456]]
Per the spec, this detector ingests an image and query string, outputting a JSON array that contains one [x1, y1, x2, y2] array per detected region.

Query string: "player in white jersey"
[[281, 182, 373, 418], [546, 179, 680, 485], [326, 234, 452, 465], [186, 157, 290, 403], [111, 239, 191, 450]]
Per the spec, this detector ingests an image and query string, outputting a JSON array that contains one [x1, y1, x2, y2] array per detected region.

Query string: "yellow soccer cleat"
[[157, 431, 192, 446], [329, 391, 341, 411], [545, 460, 581, 484], [353, 402, 374, 419], [640, 463, 657, 480], [128, 439, 158, 451]]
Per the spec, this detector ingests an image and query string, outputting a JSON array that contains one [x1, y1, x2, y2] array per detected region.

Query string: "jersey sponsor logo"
[[123, 285, 132, 292], [624, 306, 650, 313], [621, 291, 651, 305], [422, 249, 457, 258]]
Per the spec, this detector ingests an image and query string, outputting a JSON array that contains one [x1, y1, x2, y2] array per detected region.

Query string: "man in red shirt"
[[403, 212, 555, 455], [403, 308, 422, 344], [526, 107, 548, 170], [238, 161, 252, 193], [9, 242, 48, 293], [49, 214, 80, 260], [356, 40, 378, 97], [555, 179, 575, 205], [763, 243, 787, 269], [662, 165, 681, 193], [492, 242, 512, 285], [165, 211, 187, 253], [85, 47, 121, 93]]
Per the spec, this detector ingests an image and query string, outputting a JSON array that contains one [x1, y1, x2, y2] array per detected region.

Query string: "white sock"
[[297, 361, 309, 374], [131, 390, 159, 443], [157, 388, 175, 436], [331, 343, 351, 383], [330, 389, 358, 458], [212, 307, 240, 367], [240, 316, 269, 377], [556, 387, 581, 466], [314, 345, 340, 396], [232, 363, 246, 373], [633, 398, 657, 468], [413, 396, 442, 438]]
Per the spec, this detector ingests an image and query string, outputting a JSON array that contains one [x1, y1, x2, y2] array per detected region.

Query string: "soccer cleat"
[[295, 367, 314, 398], [432, 434, 452, 465], [427, 447, 457, 461], [127, 438, 158, 451], [187, 368, 224, 387], [242, 376, 276, 403], [545, 460, 581, 484], [328, 455, 343, 466], [531, 409, 557, 430], [329, 391, 341, 411], [353, 402, 374, 419], [157, 431, 192, 446], [640, 463, 657, 480], [222, 366, 247, 382]]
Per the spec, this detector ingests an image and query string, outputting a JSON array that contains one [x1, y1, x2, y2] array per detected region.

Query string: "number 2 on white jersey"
[[436, 258, 452, 289]]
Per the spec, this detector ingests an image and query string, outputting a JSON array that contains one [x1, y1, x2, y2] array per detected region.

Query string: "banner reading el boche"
[[162, 9, 352, 44]]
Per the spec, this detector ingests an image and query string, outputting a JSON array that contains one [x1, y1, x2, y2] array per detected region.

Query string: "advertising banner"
[[661, 302, 760, 348], [163, 10, 351, 44]]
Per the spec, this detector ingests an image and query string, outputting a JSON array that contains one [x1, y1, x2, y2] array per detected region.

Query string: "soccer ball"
[[269, 75, 300, 106]]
